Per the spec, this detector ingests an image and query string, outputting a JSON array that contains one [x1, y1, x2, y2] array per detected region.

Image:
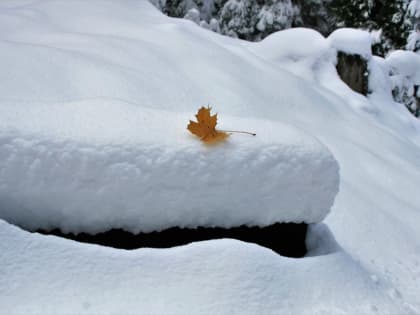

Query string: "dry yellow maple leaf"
[[187, 106, 229, 143], [187, 106, 256, 143]]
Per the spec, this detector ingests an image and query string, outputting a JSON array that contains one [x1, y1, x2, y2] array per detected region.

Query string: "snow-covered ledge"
[[0, 99, 339, 235]]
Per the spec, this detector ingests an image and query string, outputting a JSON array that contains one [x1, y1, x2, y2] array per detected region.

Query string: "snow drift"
[[0, 220, 407, 315]]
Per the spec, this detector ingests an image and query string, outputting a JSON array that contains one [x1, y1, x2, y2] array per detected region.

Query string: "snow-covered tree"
[[209, 0, 301, 40], [209, 17, 221, 32], [151, 0, 410, 58], [296, 0, 333, 35], [401, 0, 420, 117], [185, 8, 201, 24], [407, 0, 420, 52], [391, 73, 419, 117], [152, 0, 301, 41], [158, 0, 220, 22], [255, 0, 301, 40], [327, 0, 409, 55], [218, 0, 257, 39]]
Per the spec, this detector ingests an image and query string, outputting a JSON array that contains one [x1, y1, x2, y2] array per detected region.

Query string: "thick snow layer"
[[0, 100, 338, 233], [248, 28, 329, 62], [328, 28, 373, 58], [246, 28, 333, 79], [1, 1, 420, 314]]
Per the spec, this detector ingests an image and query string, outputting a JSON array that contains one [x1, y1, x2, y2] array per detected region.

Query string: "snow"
[[386, 50, 420, 85], [249, 28, 330, 62], [0, 99, 339, 233], [407, 30, 420, 52], [328, 28, 373, 58], [246, 28, 332, 79], [385, 50, 420, 111], [1, 0, 420, 314], [408, 0, 420, 17], [185, 8, 201, 24], [0, 220, 410, 315]]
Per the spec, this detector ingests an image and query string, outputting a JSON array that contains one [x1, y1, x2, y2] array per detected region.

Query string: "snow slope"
[[1, 0, 420, 314]]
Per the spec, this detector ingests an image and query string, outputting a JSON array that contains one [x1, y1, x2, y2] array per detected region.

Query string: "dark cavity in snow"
[[336, 52, 369, 95], [37, 223, 308, 258]]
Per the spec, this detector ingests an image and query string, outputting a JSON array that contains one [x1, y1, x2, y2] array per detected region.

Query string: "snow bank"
[[0, 99, 338, 233], [0, 219, 408, 315], [246, 28, 332, 79], [328, 28, 373, 58]]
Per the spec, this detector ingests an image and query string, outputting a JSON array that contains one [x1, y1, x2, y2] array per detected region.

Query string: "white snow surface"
[[250, 28, 329, 62], [0, 99, 338, 233], [247, 28, 333, 79], [386, 50, 420, 85], [1, 1, 420, 314], [0, 220, 409, 315], [328, 28, 373, 58]]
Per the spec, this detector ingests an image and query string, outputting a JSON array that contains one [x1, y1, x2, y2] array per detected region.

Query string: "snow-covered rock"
[[0, 99, 339, 234]]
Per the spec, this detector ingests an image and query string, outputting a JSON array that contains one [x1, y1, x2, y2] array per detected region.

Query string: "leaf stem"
[[220, 130, 256, 136]]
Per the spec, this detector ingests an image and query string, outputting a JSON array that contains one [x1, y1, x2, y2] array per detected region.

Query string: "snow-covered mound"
[[0, 220, 406, 315], [246, 28, 332, 79], [1, 0, 420, 314], [0, 99, 338, 233], [248, 28, 329, 62]]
